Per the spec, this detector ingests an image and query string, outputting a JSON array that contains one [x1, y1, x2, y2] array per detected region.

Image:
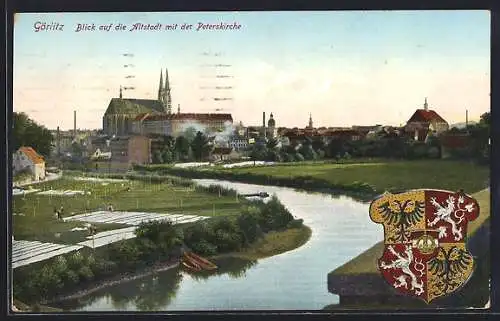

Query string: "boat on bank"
[[181, 259, 202, 272], [183, 252, 218, 271]]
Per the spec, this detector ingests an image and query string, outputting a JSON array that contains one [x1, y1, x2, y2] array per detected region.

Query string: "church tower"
[[158, 70, 164, 102], [307, 113, 313, 129], [164, 68, 172, 114], [158, 68, 173, 114]]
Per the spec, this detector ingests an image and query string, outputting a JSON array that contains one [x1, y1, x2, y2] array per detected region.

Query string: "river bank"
[[213, 225, 312, 261], [39, 225, 311, 307], [134, 159, 489, 201], [37, 179, 381, 311], [41, 258, 180, 306]]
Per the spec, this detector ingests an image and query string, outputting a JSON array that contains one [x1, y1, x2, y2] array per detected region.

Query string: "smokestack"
[[466, 109, 469, 127], [57, 126, 60, 156], [263, 112, 266, 139], [73, 110, 77, 138]]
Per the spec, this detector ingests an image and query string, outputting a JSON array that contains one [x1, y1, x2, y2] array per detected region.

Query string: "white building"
[[13, 147, 46, 181], [229, 138, 249, 151]]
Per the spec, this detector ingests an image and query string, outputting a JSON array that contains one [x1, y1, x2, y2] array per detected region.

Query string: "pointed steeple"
[[308, 113, 313, 129], [165, 68, 170, 90], [158, 70, 164, 101], [164, 68, 172, 114], [424, 97, 428, 111], [119, 86, 123, 99]]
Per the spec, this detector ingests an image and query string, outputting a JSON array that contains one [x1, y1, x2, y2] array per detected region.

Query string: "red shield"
[[370, 189, 479, 303]]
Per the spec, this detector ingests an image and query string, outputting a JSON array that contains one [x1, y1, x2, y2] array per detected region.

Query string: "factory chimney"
[[466, 109, 469, 127], [73, 110, 77, 138], [263, 111, 266, 139], [56, 126, 61, 156]]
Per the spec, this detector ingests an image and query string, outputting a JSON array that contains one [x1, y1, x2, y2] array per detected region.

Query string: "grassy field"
[[12, 175, 244, 244], [213, 225, 312, 261], [213, 160, 489, 194], [331, 188, 490, 276]]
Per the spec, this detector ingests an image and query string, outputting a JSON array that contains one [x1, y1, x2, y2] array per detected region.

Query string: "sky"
[[13, 11, 490, 130]]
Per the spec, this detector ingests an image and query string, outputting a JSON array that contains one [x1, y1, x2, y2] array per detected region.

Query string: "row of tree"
[[152, 130, 211, 164], [13, 112, 53, 157], [248, 112, 491, 163]]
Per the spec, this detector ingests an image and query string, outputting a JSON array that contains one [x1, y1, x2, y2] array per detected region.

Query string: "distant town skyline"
[[13, 11, 490, 130]]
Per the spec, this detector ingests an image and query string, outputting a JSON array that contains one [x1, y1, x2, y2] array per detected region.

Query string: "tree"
[[162, 135, 175, 150], [299, 144, 317, 160], [250, 143, 268, 161], [13, 112, 53, 157], [266, 138, 279, 150], [152, 150, 163, 164], [326, 139, 345, 159], [162, 149, 174, 163], [479, 112, 490, 126], [237, 206, 262, 244], [174, 135, 190, 160], [71, 141, 84, 158], [191, 131, 211, 161], [183, 127, 198, 143]]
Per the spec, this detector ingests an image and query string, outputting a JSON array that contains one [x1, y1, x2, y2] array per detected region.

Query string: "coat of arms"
[[369, 189, 480, 303]]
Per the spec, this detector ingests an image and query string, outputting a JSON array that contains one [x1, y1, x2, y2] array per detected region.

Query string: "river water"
[[56, 179, 383, 311]]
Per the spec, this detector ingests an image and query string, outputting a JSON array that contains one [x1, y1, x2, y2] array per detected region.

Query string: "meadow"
[[138, 159, 490, 196], [12, 175, 243, 245]]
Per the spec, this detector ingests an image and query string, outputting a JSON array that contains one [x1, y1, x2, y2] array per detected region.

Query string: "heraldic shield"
[[369, 189, 480, 303]]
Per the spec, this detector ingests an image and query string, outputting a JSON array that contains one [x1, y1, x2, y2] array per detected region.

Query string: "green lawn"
[[13, 176, 243, 244], [214, 159, 489, 194]]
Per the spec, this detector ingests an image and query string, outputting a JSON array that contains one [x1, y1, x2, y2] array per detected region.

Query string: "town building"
[[108, 136, 151, 165], [405, 98, 449, 142], [102, 68, 173, 136], [131, 110, 233, 137], [229, 138, 249, 151], [104, 68, 234, 138], [13, 147, 46, 181]]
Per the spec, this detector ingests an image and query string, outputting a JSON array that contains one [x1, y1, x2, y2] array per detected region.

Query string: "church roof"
[[104, 98, 164, 115], [140, 112, 233, 122], [407, 109, 447, 124]]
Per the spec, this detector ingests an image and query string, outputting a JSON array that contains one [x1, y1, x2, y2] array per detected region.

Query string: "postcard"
[[10, 10, 491, 312]]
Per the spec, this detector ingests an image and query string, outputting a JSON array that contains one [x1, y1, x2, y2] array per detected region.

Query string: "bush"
[[257, 195, 294, 231], [237, 206, 262, 244], [287, 219, 304, 229], [427, 146, 440, 159], [78, 266, 94, 282], [67, 251, 85, 269], [63, 270, 80, 287], [190, 239, 218, 256], [294, 153, 305, 162], [91, 259, 117, 277]]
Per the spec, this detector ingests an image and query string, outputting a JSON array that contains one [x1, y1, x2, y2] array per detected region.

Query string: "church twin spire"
[[158, 68, 172, 114]]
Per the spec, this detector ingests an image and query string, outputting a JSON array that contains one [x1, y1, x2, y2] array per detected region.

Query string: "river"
[[55, 179, 383, 311]]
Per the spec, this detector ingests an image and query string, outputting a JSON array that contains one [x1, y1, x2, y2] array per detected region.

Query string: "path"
[[16, 172, 62, 187]]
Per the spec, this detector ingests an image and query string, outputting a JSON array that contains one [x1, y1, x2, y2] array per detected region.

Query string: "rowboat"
[[181, 260, 202, 272], [184, 252, 218, 270]]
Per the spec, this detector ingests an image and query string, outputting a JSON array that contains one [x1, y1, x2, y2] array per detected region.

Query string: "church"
[[102, 69, 173, 136], [102, 68, 233, 137]]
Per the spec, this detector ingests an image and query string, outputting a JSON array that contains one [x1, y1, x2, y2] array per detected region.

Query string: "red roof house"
[[405, 98, 449, 142]]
